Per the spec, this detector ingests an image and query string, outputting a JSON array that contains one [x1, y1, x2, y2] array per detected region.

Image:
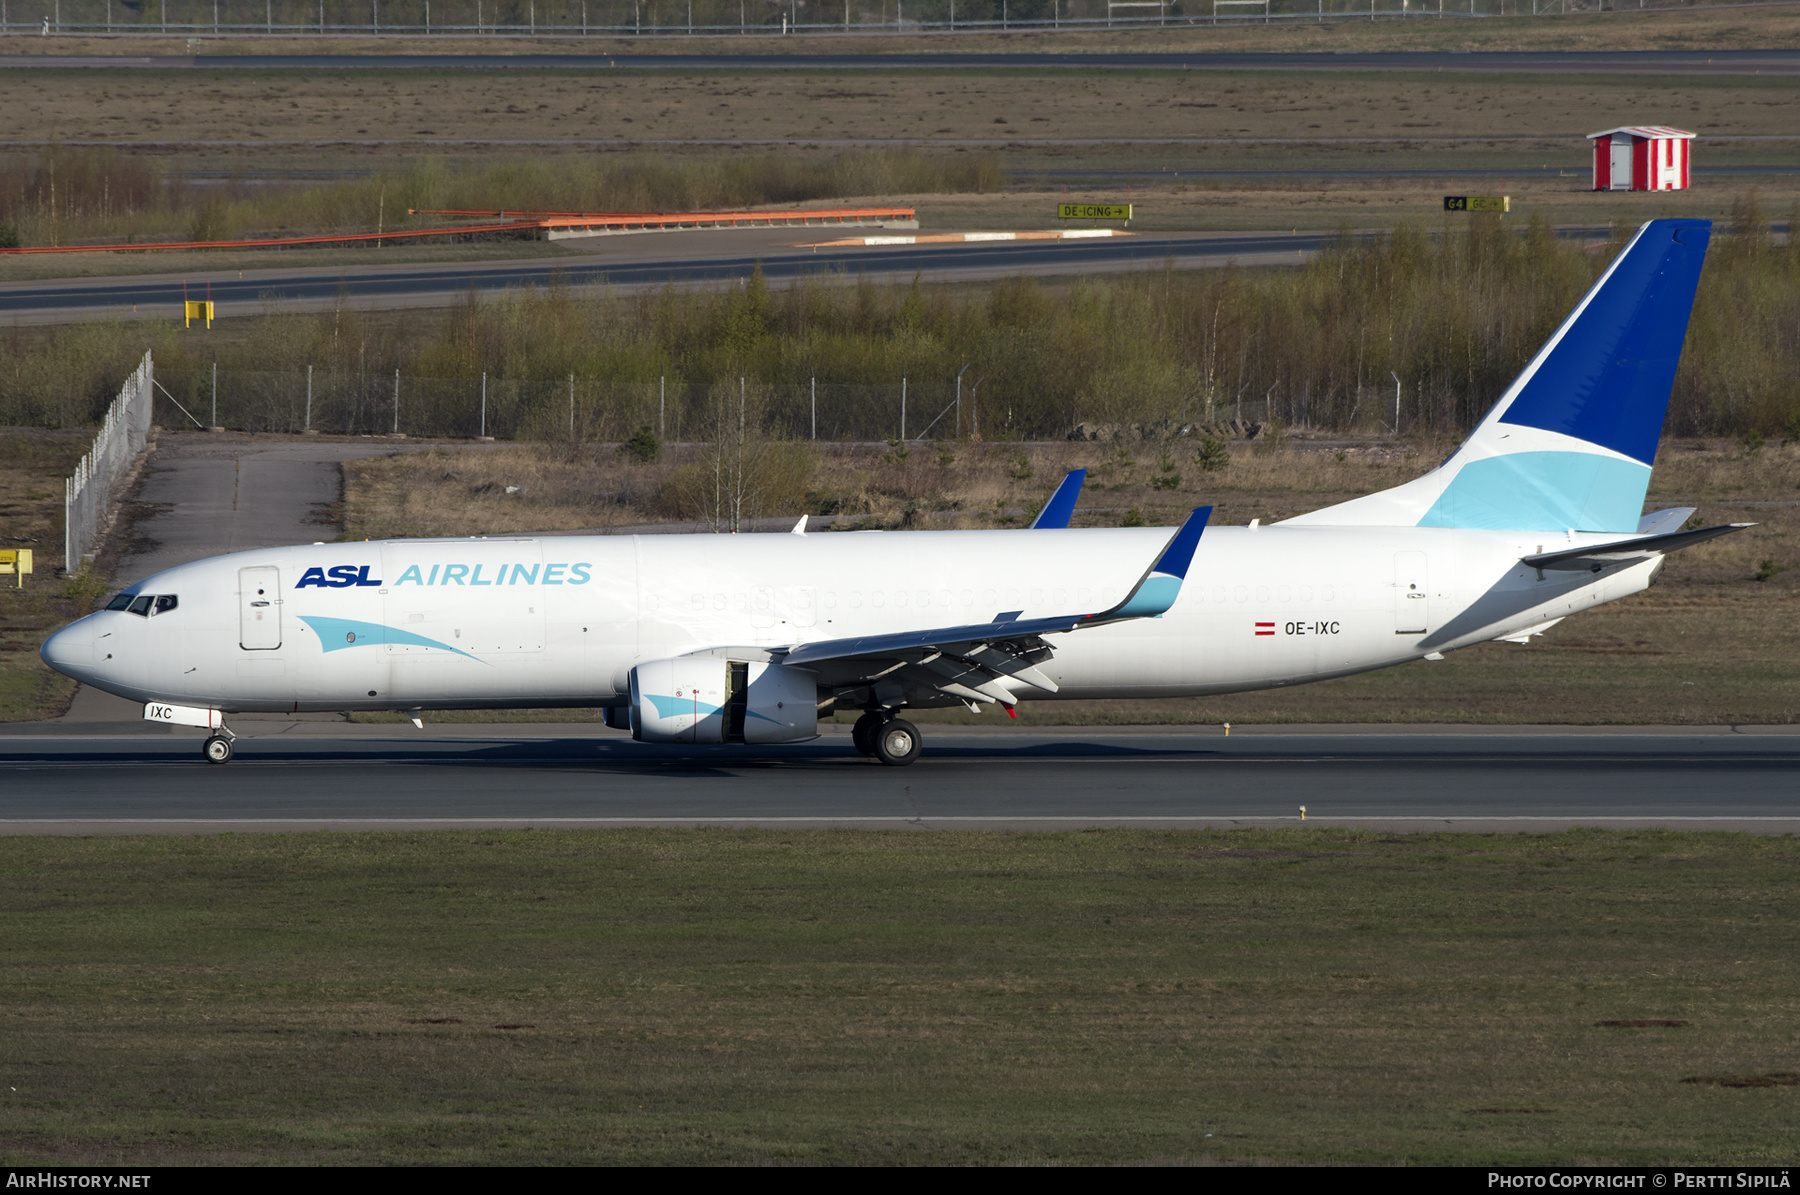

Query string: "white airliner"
[[42, 219, 1744, 766]]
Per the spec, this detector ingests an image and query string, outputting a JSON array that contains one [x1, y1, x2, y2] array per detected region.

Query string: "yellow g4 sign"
[[1444, 196, 1511, 213], [1058, 204, 1133, 220]]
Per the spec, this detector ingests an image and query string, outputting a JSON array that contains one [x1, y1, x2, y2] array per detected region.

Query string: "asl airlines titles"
[[294, 562, 595, 589]]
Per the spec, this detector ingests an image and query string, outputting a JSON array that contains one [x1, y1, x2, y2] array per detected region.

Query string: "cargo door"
[[1394, 552, 1428, 635], [238, 565, 282, 650]]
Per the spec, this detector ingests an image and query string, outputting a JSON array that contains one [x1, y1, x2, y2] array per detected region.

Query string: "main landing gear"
[[852, 710, 923, 768], [202, 726, 237, 765]]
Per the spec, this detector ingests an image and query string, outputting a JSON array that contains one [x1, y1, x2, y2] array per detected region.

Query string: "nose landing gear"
[[202, 726, 237, 765], [851, 710, 922, 767]]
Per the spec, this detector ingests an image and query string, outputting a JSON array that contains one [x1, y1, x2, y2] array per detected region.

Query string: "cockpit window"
[[153, 594, 178, 615], [105, 592, 135, 611], [127, 595, 153, 616]]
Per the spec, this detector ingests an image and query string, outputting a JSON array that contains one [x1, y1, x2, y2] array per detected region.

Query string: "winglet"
[[1029, 469, 1087, 529], [1102, 506, 1212, 619]]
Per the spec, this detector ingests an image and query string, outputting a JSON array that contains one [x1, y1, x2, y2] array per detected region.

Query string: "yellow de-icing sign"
[[1058, 203, 1133, 220], [0, 548, 31, 588], [1443, 196, 1510, 213]]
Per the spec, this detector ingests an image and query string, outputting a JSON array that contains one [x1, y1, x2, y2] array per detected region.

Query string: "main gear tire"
[[852, 711, 884, 757], [873, 718, 922, 767]]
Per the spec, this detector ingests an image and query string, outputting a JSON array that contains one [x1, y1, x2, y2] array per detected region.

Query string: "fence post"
[[659, 375, 665, 438], [811, 376, 816, 440], [901, 376, 906, 441], [480, 372, 487, 439], [211, 361, 217, 429], [305, 364, 312, 432], [570, 373, 576, 440], [393, 368, 400, 434]]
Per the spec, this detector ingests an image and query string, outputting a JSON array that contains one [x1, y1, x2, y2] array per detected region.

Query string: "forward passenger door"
[[238, 566, 282, 650]]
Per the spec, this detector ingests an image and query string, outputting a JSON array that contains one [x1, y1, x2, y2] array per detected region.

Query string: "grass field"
[[7, 65, 1797, 149], [3, 48, 1797, 260], [1, 827, 1795, 1165], [0, 429, 97, 723]]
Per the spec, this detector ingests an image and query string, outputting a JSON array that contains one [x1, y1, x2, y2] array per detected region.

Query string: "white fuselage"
[[44, 525, 1654, 714]]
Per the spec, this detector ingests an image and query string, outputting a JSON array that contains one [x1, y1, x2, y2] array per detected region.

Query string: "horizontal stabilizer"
[[1522, 522, 1752, 571], [1636, 507, 1696, 537], [1030, 469, 1087, 529]]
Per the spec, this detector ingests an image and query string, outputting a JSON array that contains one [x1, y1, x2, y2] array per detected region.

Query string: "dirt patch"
[[1596, 1019, 1690, 1029], [1681, 1073, 1800, 1088]]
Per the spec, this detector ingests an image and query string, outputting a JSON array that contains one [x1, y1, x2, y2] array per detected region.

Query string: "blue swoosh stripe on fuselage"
[[298, 616, 486, 662]]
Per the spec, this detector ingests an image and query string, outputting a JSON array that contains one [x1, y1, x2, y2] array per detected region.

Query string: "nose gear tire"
[[202, 735, 234, 765]]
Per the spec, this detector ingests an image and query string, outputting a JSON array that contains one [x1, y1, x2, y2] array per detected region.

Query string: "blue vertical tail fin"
[[1287, 219, 1711, 532]]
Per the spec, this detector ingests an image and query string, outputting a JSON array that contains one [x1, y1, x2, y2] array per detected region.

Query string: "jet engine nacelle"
[[629, 657, 819, 745]]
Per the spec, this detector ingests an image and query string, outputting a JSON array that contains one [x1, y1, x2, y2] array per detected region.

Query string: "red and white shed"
[[1588, 127, 1694, 192]]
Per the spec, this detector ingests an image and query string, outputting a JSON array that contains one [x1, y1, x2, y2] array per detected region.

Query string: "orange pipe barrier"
[[410, 206, 915, 223]]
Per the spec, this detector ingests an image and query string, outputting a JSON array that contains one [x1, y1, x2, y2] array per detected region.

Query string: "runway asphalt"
[[7, 50, 1800, 74], [0, 230, 1332, 324], [3, 727, 1797, 833]]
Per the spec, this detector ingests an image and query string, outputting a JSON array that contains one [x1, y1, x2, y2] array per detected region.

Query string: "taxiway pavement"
[[2, 230, 1325, 325]]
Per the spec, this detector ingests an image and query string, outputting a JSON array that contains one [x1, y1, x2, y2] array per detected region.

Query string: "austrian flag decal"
[[1254, 622, 1275, 637]]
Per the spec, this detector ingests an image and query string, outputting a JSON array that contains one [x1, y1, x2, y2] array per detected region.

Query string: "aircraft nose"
[[40, 620, 95, 680]]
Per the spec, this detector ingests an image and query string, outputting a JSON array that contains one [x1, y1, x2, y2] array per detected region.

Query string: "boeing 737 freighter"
[[41, 219, 1746, 766]]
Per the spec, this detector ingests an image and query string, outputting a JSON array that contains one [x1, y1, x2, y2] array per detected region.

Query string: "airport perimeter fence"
[[152, 368, 1056, 445], [65, 350, 153, 575], [0, 0, 1760, 36]]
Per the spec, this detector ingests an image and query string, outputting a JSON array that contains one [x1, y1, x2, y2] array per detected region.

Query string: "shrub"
[[1196, 437, 1231, 473], [618, 424, 660, 464]]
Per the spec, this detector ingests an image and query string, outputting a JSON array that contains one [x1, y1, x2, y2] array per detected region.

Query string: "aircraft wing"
[[1521, 522, 1752, 571], [1029, 469, 1087, 529], [768, 506, 1211, 708]]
